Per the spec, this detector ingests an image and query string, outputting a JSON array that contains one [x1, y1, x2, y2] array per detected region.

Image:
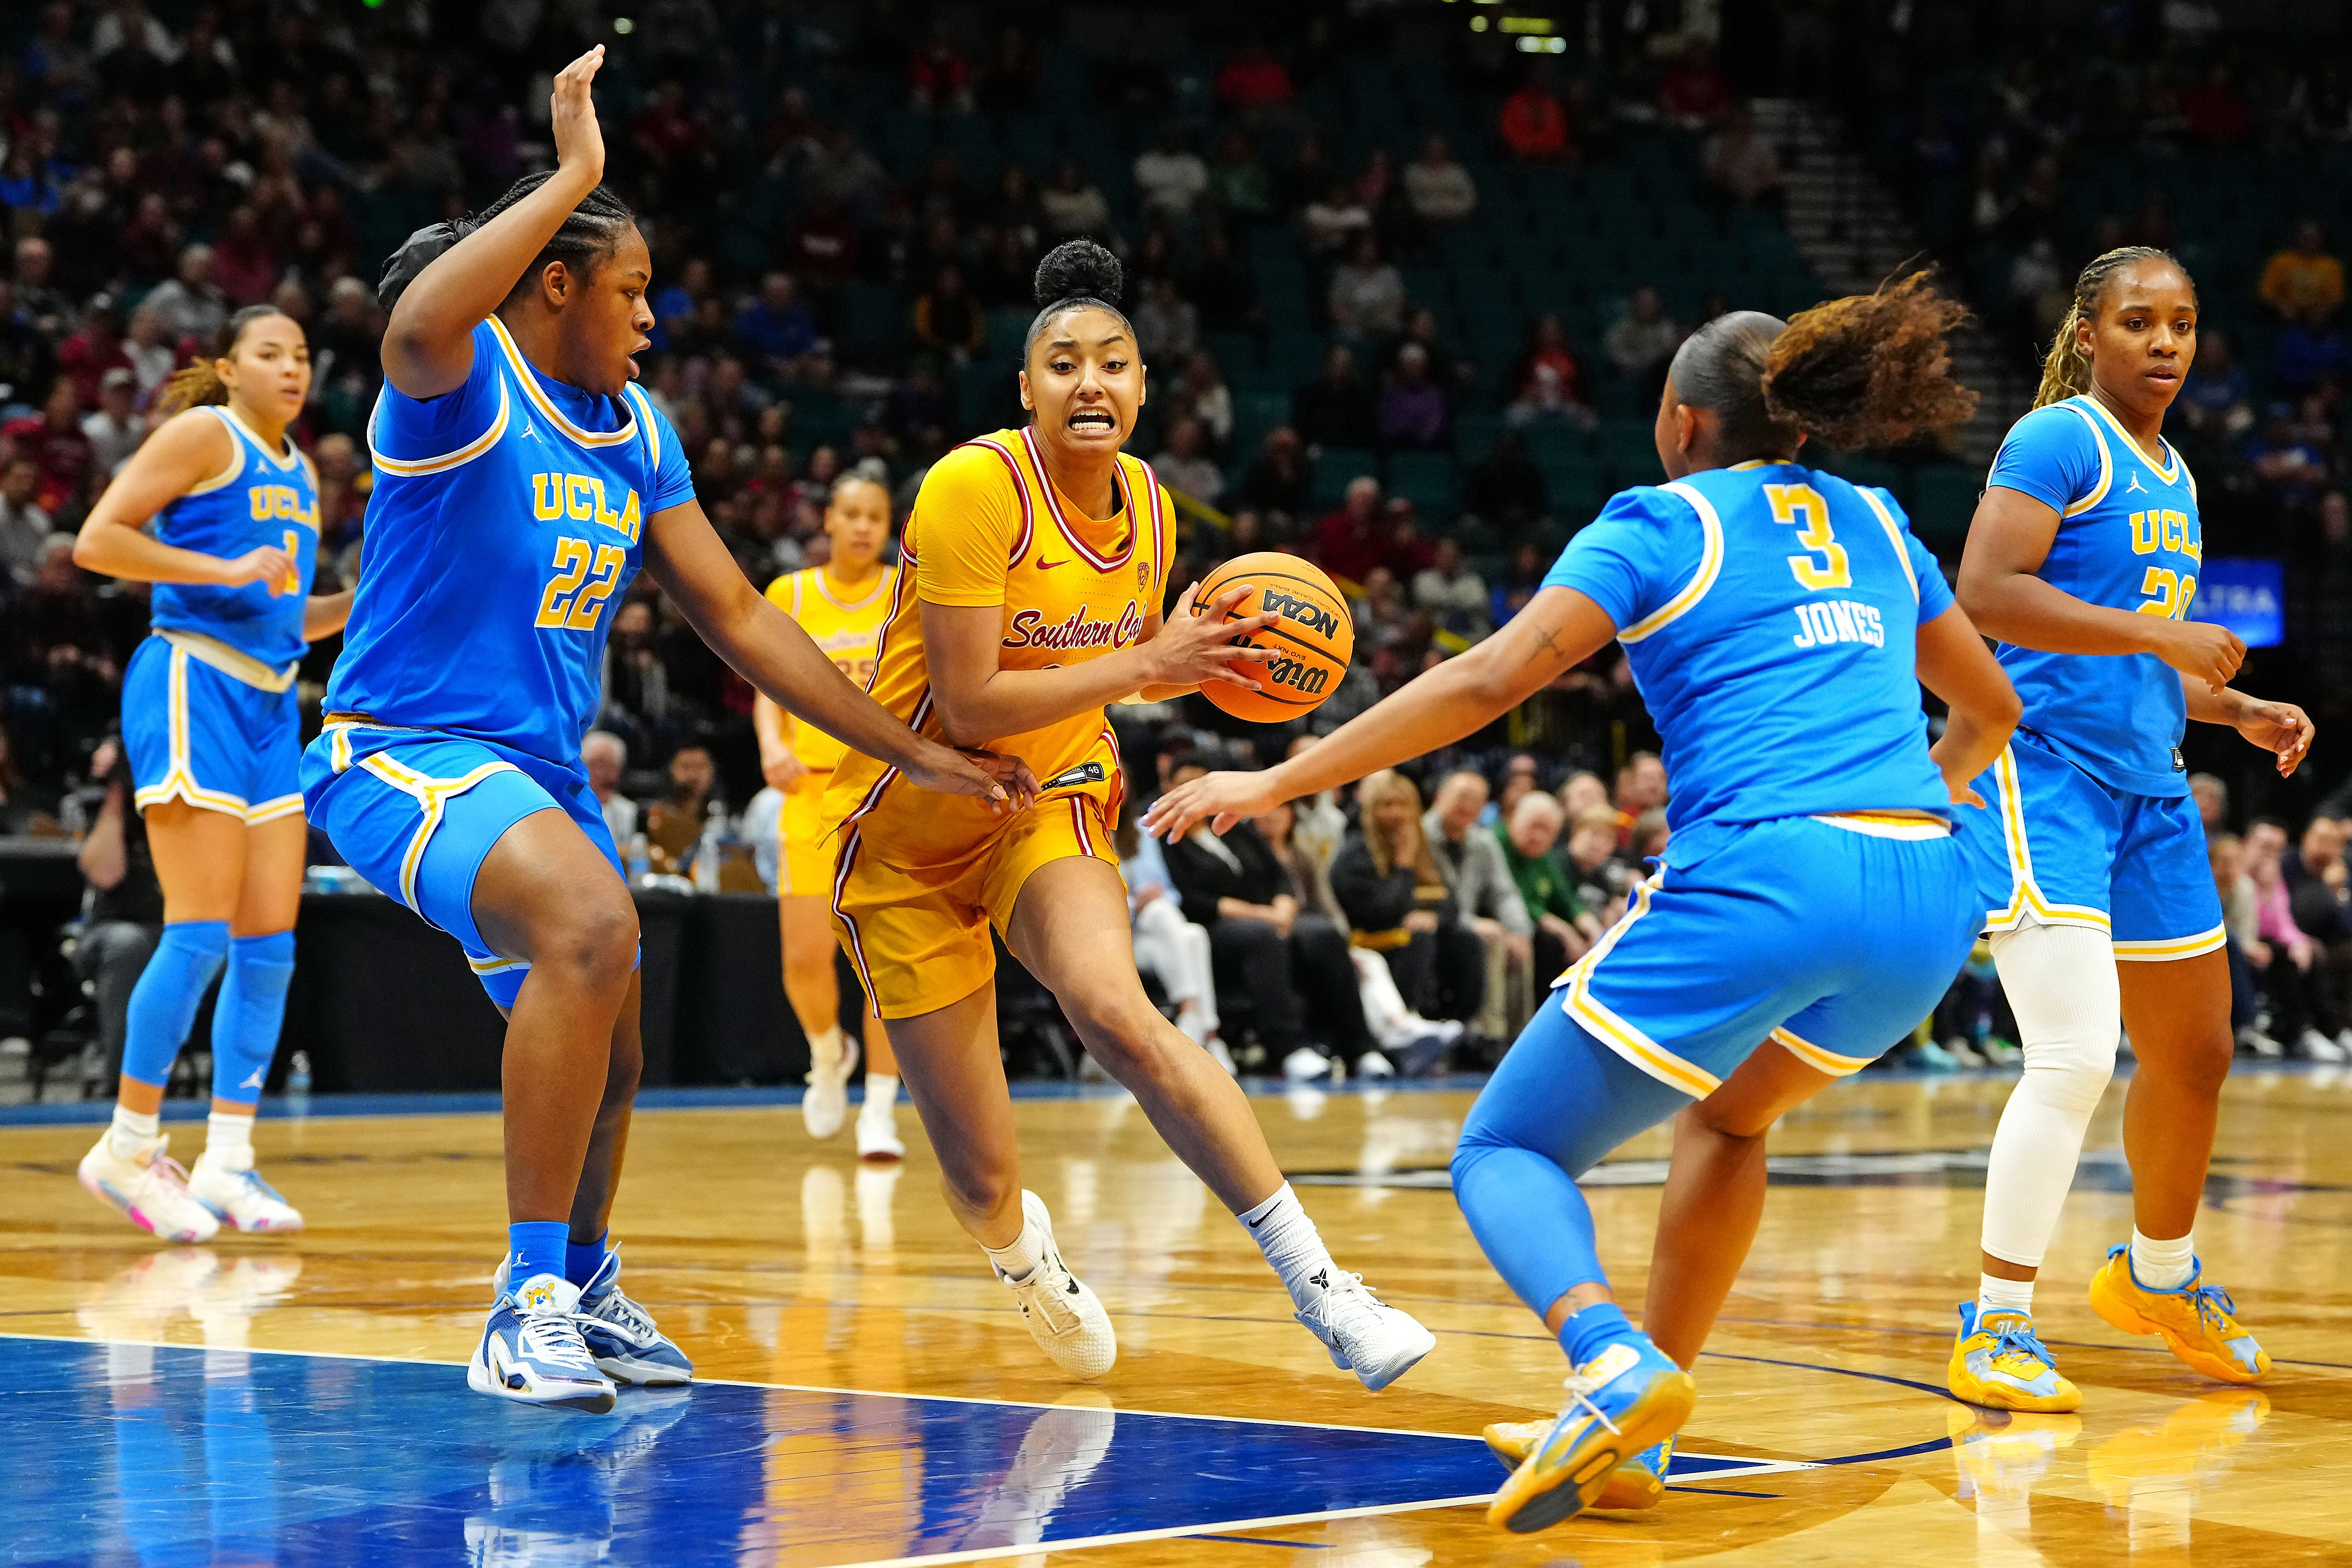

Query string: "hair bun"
[[1032, 239, 1123, 311]]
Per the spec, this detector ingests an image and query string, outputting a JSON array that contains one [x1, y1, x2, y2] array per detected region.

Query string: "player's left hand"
[[901, 741, 1037, 813], [2235, 697, 2315, 777], [1143, 769, 1284, 842]]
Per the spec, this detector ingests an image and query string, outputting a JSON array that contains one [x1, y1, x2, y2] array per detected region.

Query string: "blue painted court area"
[[0, 1335, 1794, 1566]]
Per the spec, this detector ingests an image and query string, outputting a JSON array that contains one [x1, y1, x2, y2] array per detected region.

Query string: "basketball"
[[1190, 552, 1354, 724]]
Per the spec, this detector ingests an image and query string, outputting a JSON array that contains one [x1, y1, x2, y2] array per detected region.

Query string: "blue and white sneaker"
[[575, 1248, 694, 1386], [1485, 1419, 1674, 1511], [189, 1155, 304, 1234], [467, 1272, 617, 1414], [1487, 1336, 1696, 1534]]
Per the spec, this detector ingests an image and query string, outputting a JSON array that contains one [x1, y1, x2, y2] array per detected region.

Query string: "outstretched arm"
[[1143, 584, 1617, 839], [2184, 675, 2314, 778], [381, 47, 608, 399], [1914, 601, 2022, 808], [643, 498, 1026, 804], [1956, 484, 2242, 691], [73, 412, 294, 592]]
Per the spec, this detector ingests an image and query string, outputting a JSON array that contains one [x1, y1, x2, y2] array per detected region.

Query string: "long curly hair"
[[1759, 270, 1980, 449], [2032, 246, 2195, 409]]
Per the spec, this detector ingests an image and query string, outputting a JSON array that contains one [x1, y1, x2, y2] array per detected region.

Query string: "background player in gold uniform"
[[823, 241, 1435, 1387], [755, 473, 907, 1160]]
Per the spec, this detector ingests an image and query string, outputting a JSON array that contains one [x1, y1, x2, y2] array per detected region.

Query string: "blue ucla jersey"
[[148, 405, 319, 669], [327, 317, 694, 766], [1545, 460, 1955, 856], [1981, 395, 2200, 798]]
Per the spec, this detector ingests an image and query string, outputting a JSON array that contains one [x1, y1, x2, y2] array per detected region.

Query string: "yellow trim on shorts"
[[1556, 871, 1722, 1099], [1983, 746, 2112, 933], [1769, 1026, 1872, 1077], [2113, 925, 2227, 962]]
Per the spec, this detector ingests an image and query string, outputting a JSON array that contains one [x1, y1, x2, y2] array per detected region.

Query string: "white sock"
[[861, 1073, 898, 1119], [2130, 1229, 2196, 1290], [807, 1025, 844, 1065], [984, 1212, 1046, 1283], [107, 1105, 160, 1161], [1238, 1183, 1338, 1309], [203, 1111, 256, 1172], [1977, 1273, 2035, 1317]]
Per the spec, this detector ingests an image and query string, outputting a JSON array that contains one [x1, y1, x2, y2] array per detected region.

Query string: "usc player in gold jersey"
[[755, 473, 908, 1160], [824, 241, 1433, 1385]]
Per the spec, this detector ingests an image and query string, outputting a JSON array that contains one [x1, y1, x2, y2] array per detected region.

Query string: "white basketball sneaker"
[[79, 1132, 219, 1244], [803, 1032, 859, 1140], [189, 1153, 305, 1234], [856, 1099, 906, 1161], [994, 1190, 1117, 1381], [467, 1271, 617, 1414], [1294, 1269, 1437, 1392]]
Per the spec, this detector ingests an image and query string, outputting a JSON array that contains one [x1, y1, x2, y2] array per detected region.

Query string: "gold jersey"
[[824, 428, 1171, 860], [763, 563, 897, 775]]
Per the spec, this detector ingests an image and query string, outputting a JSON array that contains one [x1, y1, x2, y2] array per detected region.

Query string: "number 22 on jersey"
[[534, 538, 626, 630], [1765, 483, 1851, 591]]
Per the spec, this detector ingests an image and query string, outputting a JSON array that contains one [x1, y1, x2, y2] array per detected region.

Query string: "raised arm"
[[642, 497, 1022, 804], [381, 48, 608, 399], [1955, 484, 2242, 691], [73, 411, 293, 592], [1914, 601, 2023, 808], [1143, 583, 1618, 839], [924, 581, 1275, 749]]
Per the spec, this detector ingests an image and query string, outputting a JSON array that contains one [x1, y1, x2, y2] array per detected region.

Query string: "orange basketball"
[[1190, 552, 1354, 723]]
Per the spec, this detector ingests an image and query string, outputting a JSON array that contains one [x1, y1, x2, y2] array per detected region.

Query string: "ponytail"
[[153, 304, 292, 419], [1760, 271, 1978, 450], [2033, 246, 2189, 409]]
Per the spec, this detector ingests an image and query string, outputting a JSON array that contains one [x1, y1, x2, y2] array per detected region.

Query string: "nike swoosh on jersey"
[[1035, 557, 1067, 570]]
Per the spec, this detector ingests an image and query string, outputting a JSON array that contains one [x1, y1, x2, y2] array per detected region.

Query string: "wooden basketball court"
[[1, 1068, 2344, 1565]]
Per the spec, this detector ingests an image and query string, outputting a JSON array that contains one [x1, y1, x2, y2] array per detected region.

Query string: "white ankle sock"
[[985, 1212, 1046, 1283], [2129, 1229, 2195, 1290], [807, 1026, 844, 1065], [1238, 1183, 1338, 1309], [1977, 1273, 2035, 1316], [203, 1111, 256, 1172], [107, 1106, 160, 1161], [861, 1073, 898, 1118]]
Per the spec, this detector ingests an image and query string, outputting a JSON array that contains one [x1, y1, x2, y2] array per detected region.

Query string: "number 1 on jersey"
[[279, 528, 300, 595], [1764, 483, 1851, 591]]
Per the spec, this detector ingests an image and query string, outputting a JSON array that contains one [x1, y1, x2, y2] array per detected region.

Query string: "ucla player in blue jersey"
[[1945, 248, 2313, 1412], [305, 49, 1021, 1413], [1150, 276, 2022, 1533], [70, 306, 354, 1246]]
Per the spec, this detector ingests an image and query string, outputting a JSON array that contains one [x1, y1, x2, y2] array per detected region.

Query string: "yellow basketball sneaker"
[[1487, 1336, 1695, 1533], [1947, 1303, 2081, 1412], [2088, 1244, 2268, 1384], [1484, 1419, 1673, 1510]]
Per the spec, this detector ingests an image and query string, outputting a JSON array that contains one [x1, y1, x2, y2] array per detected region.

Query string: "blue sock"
[[211, 931, 294, 1103], [565, 1233, 610, 1287], [121, 920, 231, 1089], [1559, 1301, 1641, 1367], [508, 1221, 570, 1288]]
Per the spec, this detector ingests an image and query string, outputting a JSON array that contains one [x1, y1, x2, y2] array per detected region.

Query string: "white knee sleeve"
[[1981, 921, 2122, 1268]]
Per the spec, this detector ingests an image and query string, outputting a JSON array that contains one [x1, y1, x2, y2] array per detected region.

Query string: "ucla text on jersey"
[[1981, 394, 2201, 798], [1543, 459, 1955, 864], [149, 405, 320, 672], [324, 316, 695, 768]]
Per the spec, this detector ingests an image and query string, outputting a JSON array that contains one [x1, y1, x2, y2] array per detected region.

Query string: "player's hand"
[[2149, 618, 2244, 694], [550, 46, 608, 184], [900, 742, 1038, 813], [1143, 768, 1285, 841], [760, 748, 809, 792], [221, 545, 298, 596], [1147, 582, 1278, 693], [2233, 697, 2315, 777]]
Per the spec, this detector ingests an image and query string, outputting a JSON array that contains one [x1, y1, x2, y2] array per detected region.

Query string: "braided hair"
[[2032, 246, 2194, 409], [377, 172, 637, 312], [1666, 271, 1978, 457], [1024, 239, 1133, 357]]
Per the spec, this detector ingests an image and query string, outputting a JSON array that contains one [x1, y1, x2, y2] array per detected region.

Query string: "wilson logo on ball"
[[1263, 654, 1332, 696]]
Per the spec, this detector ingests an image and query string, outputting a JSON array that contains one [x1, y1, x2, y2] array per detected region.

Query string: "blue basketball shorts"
[[1956, 728, 2225, 961], [1554, 813, 1979, 1097], [122, 635, 304, 825], [300, 722, 629, 1007]]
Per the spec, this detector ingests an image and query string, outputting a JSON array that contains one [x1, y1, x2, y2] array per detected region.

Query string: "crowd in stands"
[[2, 1, 2345, 1078]]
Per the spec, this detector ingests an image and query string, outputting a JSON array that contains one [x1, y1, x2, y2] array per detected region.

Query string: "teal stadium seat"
[[1388, 451, 1458, 514], [1311, 448, 1379, 509]]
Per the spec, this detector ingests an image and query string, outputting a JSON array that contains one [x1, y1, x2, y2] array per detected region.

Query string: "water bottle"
[[625, 832, 651, 887], [286, 1050, 312, 1098], [692, 802, 727, 894]]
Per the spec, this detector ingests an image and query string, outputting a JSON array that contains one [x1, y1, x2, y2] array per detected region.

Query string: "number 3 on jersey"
[[534, 537, 626, 629], [1764, 483, 1851, 591]]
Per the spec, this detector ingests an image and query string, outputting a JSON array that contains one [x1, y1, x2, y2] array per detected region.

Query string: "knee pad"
[[1990, 921, 2120, 1114], [230, 930, 298, 995], [121, 919, 232, 1088], [212, 930, 298, 1102]]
